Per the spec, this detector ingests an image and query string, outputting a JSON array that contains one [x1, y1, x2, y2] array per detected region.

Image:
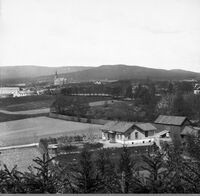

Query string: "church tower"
[[54, 71, 58, 85], [54, 71, 58, 79]]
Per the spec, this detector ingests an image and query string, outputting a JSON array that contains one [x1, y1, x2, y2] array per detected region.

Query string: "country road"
[[0, 108, 50, 115]]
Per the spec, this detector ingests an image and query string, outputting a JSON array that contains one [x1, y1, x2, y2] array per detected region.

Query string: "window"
[[128, 134, 131, 140], [145, 131, 148, 137], [135, 132, 138, 139]]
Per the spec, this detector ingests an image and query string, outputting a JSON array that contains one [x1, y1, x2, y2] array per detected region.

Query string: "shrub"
[[83, 142, 103, 150], [59, 145, 79, 152]]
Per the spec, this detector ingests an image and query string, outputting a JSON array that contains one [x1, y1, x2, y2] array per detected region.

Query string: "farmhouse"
[[101, 121, 162, 145], [101, 115, 194, 146]]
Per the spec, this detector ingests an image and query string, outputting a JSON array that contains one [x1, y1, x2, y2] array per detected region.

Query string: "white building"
[[101, 121, 160, 145], [0, 87, 20, 97], [14, 89, 35, 97], [0, 87, 35, 98]]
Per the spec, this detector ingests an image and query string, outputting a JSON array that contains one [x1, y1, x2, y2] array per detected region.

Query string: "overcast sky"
[[0, 0, 200, 72]]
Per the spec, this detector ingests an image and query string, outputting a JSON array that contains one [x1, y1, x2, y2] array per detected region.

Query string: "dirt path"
[[0, 108, 50, 115]]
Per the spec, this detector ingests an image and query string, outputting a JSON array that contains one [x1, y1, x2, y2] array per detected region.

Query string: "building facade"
[[101, 121, 163, 146], [101, 115, 194, 147], [0, 87, 20, 97]]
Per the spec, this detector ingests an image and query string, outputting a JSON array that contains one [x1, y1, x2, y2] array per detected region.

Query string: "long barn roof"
[[154, 115, 188, 126]]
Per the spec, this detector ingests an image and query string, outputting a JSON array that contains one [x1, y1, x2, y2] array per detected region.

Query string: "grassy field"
[[88, 101, 142, 121], [0, 95, 111, 112], [0, 146, 42, 172], [0, 116, 102, 147], [0, 95, 55, 111]]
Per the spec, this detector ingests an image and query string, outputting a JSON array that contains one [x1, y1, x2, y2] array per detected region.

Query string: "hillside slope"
[[0, 65, 91, 80], [64, 64, 200, 81]]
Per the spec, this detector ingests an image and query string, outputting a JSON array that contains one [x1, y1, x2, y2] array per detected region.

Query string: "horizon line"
[[0, 63, 198, 72]]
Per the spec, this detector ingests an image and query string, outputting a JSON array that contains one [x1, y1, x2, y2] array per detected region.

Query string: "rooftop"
[[135, 123, 157, 131], [102, 121, 157, 133], [154, 115, 188, 126], [181, 126, 200, 136], [101, 121, 135, 133]]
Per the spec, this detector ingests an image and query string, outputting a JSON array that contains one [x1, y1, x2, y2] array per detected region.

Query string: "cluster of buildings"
[[0, 71, 68, 98], [101, 115, 199, 147], [0, 87, 36, 98]]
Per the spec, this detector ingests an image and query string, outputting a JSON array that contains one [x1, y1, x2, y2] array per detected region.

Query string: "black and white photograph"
[[0, 0, 200, 194]]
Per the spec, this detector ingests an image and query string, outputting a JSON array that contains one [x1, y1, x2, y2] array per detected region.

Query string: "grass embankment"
[[0, 112, 49, 122]]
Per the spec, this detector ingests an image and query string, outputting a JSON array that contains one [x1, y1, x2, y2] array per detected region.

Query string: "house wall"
[[155, 124, 181, 140], [129, 128, 145, 140], [125, 138, 154, 145], [147, 130, 156, 137], [115, 133, 125, 143], [154, 120, 191, 142], [194, 90, 200, 95], [122, 128, 157, 141], [102, 131, 116, 142]]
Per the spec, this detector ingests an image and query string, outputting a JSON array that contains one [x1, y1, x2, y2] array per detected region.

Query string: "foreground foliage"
[[0, 138, 200, 193]]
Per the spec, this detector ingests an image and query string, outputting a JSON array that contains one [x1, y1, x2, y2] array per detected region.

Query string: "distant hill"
[[62, 64, 200, 82], [1, 64, 200, 85], [0, 65, 91, 80]]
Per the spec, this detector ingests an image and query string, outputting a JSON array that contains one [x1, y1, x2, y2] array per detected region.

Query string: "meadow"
[[0, 116, 102, 147], [0, 146, 42, 172]]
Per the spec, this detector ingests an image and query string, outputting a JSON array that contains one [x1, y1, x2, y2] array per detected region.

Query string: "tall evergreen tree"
[[141, 143, 171, 193], [24, 153, 58, 193], [72, 147, 100, 193], [95, 148, 121, 193], [118, 146, 135, 193]]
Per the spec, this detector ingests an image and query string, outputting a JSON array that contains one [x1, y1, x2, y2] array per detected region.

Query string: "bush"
[[59, 145, 79, 152], [83, 142, 103, 150]]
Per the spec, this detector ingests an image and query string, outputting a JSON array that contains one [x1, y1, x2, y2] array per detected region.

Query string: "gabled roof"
[[101, 121, 157, 133], [101, 121, 135, 133], [135, 123, 157, 131], [154, 115, 188, 126]]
